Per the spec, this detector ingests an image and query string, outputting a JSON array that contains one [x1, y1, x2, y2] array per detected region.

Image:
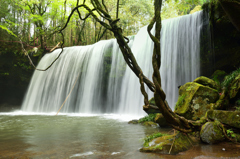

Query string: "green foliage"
[[212, 70, 226, 85], [0, 25, 17, 37], [236, 99, 240, 105], [227, 129, 236, 138], [235, 106, 240, 111], [143, 132, 168, 146], [222, 68, 240, 88], [0, 73, 9, 76], [163, 0, 207, 18], [138, 114, 156, 123]]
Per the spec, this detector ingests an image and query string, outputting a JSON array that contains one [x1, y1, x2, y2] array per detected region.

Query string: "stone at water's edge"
[[140, 132, 198, 155], [128, 120, 139, 124], [141, 121, 159, 128], [200, 121, 225, 144], [174, 79, 219, 120], [207, 110, 240, 129]]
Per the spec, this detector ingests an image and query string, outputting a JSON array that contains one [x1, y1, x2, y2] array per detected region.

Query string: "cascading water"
[[22, 11, 208, 115]]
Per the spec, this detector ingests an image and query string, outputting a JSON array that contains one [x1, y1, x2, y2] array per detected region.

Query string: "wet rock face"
[[207, 110, 240, 129], [200, 121, 225, 144], [174, 78, 219, 120]]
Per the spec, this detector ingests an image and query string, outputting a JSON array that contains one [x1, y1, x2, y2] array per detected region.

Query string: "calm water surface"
[[0, 112, 240, 159]]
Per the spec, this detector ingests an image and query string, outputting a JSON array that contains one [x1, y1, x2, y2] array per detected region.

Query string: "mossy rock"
[[174, 82, 219, 120], [207, 110, 240, 129], [154, 113, 168, 127], [141, 121, 158, 127], [128, 120, 139, 124], [229, 74, 240, 99], [140, 132, 198, 155], [193, 76, 220, 90], [200, 121, 225, 144]]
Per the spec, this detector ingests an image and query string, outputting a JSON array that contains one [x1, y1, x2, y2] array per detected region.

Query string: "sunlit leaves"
[[0, 25, 17, 37]]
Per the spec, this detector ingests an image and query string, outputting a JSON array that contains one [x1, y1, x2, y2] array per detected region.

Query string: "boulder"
[[140, 132, 197, 155], [207, 110, 240, 129], [200, 121, 225, 144], [128, 120, 139, 124], [174, 82, 219, 120], [141, 121, 158, 128]]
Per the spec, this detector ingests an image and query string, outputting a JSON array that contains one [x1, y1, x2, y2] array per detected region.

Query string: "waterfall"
[[22, 11, 208, 115]]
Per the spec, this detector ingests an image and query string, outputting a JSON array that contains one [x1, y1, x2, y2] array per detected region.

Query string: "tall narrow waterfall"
[[22, 11, 208, 115]]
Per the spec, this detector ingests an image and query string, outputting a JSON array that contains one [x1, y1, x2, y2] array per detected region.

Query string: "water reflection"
[[0, 114, 240, 159]]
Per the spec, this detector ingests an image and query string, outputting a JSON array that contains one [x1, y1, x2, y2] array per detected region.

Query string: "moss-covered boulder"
[[128, 120, 139, 124], [141, 121, 158, 127], [229, 74, 240, 99], [140, 132, 197, 155], [200, 121, 225, 144], [193, 76, 220, 90], [207, 110, 240, 129], [154, 113, 168, 127], [174, 82, 219, 120]]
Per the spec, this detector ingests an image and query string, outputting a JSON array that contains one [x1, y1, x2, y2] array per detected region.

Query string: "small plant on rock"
[[138, 114, 156, 123], [143, 132, 168, 146]]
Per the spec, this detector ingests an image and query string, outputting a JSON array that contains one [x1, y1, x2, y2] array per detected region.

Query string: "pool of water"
[[0, 112, 240, 159]]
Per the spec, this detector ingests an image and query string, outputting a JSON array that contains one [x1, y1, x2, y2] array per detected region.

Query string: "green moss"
[[175, 81, 219, 120], [141, 121, 158, 127], [138, 114, 156, 123], [194, 76, 220, 90], [175, 94, 186, 110], [143, 132, 168, 147], [175, 82, 200, 116], [149, 97, 156, 105], [207, 110, 240, 129], [141, 132, 197, 154]]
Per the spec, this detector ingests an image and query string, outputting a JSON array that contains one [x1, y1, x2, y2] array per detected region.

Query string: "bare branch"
[[102, 0, 108, 13]]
